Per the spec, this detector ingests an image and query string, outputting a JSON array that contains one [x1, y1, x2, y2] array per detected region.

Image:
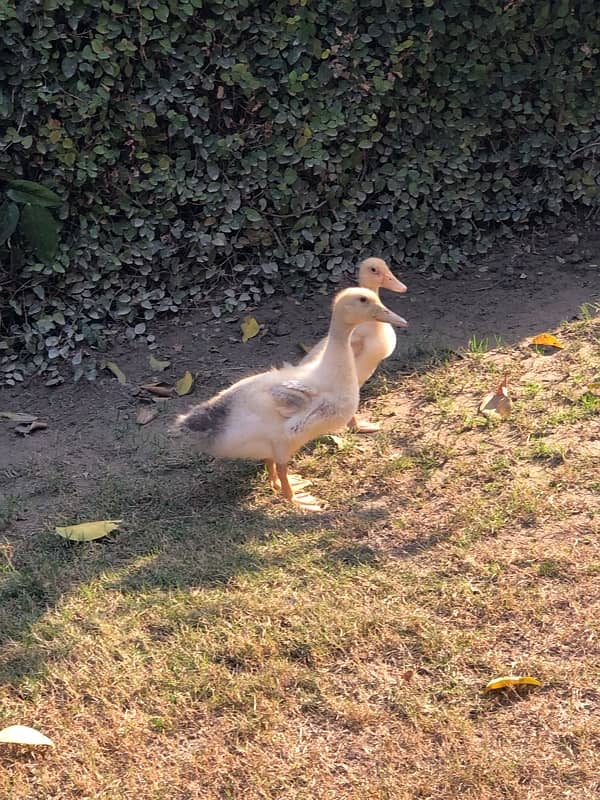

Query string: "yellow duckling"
[[302, 257, 408, 432], [176, 287, 408, 509]]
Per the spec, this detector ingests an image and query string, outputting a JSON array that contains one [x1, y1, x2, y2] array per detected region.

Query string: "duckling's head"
[[358, 257, 407, 294], [332, 287, 408, 329]]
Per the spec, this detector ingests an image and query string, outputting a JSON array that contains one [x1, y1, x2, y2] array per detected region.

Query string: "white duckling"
[[302, 257, 408, 432], [175, 287, 408, 509]]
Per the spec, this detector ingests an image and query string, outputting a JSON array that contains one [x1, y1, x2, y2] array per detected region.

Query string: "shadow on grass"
[[0, 453, 384, 685], [2, 258, 599, 686]]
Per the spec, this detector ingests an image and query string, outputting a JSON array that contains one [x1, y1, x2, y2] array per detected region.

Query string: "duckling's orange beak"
[[373, 305, 408, 328], [382, 270, 408, 293]]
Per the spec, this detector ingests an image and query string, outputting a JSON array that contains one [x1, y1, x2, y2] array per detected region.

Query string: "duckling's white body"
[[196, 357, 359, 464], [304, 318, 398, 387], [301, 258, 407, 431], [176, 287, 408, 507], [353, 320, 398, 384]]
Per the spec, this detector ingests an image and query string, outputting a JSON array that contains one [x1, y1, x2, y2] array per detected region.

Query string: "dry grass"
[[1, 310, 599, 799]]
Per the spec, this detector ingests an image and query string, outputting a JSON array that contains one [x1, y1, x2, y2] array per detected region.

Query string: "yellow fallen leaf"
[[241, 315, 261, 343], [55, 520, 122, 542], [479, 378, 512, 420], [102, 360, 127, 384], [0, 725, 54, 747], [175, 370, 194, 396], [531, 333, 564, 349], [485, 675, 542, 692], [149, 354, 170, 371]]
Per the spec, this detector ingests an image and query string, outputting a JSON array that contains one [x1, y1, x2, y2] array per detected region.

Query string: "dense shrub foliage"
[[1, 0, 598, 384]]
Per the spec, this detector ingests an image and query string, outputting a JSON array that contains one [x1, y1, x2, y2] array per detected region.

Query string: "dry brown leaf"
[[0, 411, 38, 423], [102, 360, 127, 384], [479, 376, 512, 420], [175, 370, 194, 396], [136, 406, 159, 425], [586, 382, 600, 397], [14, 420, 48, 436], [241, 315, 261, 343], [531, 332, 564, 350], [142, 382, 175, 398]]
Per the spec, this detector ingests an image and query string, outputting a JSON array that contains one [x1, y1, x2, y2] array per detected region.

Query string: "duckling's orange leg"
[[276, 462, 324, 512], [265, 459, 280, 490], [275, 462, 294, 501]]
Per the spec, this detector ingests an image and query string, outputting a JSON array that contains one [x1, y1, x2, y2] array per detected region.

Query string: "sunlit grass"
[[1, 310, 599, 799]]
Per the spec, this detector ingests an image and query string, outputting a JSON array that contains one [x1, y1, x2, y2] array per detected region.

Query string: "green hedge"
[[1, 0, 599, 384]]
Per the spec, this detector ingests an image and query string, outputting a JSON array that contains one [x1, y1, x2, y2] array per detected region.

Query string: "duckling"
[[175, 287, 408, 510], [302, 257, 408, 432]]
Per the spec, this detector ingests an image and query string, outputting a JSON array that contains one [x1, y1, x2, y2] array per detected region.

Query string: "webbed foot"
[[348, 415, 381, 433]]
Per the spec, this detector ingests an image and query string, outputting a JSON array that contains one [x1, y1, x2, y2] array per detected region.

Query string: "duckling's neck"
[[319, 317, 358, 382], [361, 282, 380, 296]]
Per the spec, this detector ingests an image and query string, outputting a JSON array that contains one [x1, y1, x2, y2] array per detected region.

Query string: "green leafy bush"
[[1, 0, 598, 384], [1, 180, 61, 262]]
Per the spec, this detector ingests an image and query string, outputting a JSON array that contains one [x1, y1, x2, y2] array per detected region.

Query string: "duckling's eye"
[[370, 267, 377, 273], [359, 296, 368, 303]]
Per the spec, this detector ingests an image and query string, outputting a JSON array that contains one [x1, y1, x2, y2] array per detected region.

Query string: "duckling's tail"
[[171, 395, 232, 442]]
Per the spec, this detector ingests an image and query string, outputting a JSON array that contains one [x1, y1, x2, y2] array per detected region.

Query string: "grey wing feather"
[[270, 381, 316, 418], [289, 398, 338, 434]]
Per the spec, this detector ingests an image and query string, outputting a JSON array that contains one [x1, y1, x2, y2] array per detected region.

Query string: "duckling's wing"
[[270, 380, 317, 419], [300, 336, 326, 364]]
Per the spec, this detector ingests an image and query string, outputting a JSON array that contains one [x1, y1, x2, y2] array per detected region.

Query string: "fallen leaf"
[[175, 370, 194, 396], [329, 434, 345, 448], [401, 670, 414, 683], [484, 675, 542, 692], [102, 360, 127, 384], [531, 332, 564, 350], [586, 382, 600, 397], [142, 382, 175, 398], [149, 354, 170, 371], [298, 341, 311, 354], [136, 406, 159, 425], [0, 411, 38, 423], [55, 519, 122, 542], [14, 420, 48, 436], [241, 315, 261, 343], [0, 725, 54, 747], [479, 376, 512, 420]]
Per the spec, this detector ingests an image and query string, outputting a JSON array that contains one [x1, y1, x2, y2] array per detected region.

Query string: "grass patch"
[[1, 312, 599, 799], [467, 335, 490, 354]]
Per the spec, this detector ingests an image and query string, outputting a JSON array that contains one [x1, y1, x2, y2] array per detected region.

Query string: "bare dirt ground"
[[0, 218, 599, 800], [1, 219, 599, 507]]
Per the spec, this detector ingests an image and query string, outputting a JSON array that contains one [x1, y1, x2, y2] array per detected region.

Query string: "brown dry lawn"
[[1, 306, 599, 799]]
